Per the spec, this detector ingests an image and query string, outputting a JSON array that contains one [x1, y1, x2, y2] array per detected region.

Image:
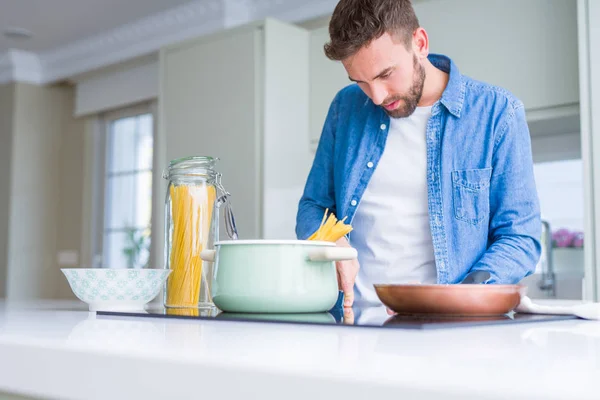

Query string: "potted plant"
[[122, 227, 150, 269]]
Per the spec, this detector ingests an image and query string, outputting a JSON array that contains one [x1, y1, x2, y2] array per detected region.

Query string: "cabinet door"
[[262, 19, 312, 239], [309, 26, 350, 150], [578, 0, 600, 301], [308, 0, 580, 148], [415, 0, 579, 112], [161, 27, 262, 239]]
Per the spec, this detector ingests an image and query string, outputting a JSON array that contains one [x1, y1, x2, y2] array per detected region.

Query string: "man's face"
[[343, 32, 425, 118]]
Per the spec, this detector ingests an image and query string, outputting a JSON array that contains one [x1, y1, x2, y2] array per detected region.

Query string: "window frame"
[[90, 102, 158, 269]]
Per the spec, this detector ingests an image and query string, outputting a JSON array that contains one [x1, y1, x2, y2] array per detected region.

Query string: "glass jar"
[[162, 156, 221, 309]]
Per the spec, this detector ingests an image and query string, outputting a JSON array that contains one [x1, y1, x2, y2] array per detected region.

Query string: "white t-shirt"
[[351, 106, 437, 306]]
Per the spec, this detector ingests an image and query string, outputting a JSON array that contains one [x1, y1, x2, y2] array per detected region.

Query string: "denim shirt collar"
[[428, 53, 465, 118]]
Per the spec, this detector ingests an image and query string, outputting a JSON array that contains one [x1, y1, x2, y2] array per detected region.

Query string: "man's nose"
[[369, 83, 388, 106]]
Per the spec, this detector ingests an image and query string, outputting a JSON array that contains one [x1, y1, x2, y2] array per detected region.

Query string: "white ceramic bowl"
[[61, 268, 171, 312]]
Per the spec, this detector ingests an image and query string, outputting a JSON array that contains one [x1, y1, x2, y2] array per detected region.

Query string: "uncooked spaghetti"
[[307, 208, 353, 242], [166, 184, 216, 307]]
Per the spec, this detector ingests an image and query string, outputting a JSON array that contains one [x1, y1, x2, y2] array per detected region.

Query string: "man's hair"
[[324, 0, 420, 61]]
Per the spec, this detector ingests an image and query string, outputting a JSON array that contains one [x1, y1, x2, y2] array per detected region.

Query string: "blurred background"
[[0, 0, 598, 302]]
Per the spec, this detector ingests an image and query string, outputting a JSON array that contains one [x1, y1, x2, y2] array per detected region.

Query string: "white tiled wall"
[[533, 159, 584, 232]]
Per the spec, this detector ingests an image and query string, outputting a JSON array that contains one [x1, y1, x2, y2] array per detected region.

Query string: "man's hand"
[[343, 307, 355, 325], [335, 237, 359, 307]]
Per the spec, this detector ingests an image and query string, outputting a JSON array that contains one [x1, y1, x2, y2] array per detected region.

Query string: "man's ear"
[[412, 27, 429, 59]]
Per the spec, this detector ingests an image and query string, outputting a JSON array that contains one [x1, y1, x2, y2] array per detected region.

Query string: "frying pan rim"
[[373, 284, 525, 290]]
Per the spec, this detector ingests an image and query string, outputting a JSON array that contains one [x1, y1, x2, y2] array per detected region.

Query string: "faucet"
[[538, 220, 556, 297]]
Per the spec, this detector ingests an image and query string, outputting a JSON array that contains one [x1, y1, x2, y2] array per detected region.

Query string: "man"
[[295, 0, 542, 308]]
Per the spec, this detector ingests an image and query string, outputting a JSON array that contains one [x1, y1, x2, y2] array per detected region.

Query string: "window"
[[533, 159, 584, 232], [533, 159, 584, 275], [97, 105, 155, 268]]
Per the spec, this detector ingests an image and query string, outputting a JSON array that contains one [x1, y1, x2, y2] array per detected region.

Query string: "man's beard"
[[382, 56, 426, 118]]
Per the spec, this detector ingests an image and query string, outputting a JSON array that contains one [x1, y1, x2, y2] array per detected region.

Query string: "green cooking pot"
[[216, 312, 337, 324], [200, 240, 357, 313]]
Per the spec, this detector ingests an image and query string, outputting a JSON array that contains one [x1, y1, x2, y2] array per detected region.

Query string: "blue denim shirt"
[[296, 54, 541, 284]]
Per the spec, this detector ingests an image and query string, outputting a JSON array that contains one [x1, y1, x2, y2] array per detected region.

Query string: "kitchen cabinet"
[[416, 0, 579, 114], [577, 0, 600, 301], [160, 19, 311, 240], [309, 25, 349, 149], [308, 0, 580, 149]]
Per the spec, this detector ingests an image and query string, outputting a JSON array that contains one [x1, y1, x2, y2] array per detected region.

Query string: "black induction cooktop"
[[97, 293, 577, 330]]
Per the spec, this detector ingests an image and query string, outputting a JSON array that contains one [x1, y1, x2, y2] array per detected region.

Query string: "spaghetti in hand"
[[307, 208, 353, 242]]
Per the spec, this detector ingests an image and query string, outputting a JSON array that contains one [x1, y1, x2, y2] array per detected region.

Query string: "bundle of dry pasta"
[[307, 208, 353, 242], [166, 184, 216, 307], [166, 307, 199, 317]]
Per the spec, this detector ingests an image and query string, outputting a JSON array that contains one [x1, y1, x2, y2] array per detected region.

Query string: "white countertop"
[[0, 299, 598, 400]]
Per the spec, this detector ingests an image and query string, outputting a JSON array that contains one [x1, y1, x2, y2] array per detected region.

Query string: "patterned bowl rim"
[[62, 271, 170, 304], [61, 268, 171, 274]]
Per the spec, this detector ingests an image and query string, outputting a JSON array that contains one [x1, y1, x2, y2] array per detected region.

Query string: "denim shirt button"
[[380, 124, 386, 130], [367, 162, 374, 168], [351, 199, 358, 206]]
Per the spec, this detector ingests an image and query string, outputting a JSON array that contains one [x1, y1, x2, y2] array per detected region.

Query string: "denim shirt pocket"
[[452, 168, 492, 225]]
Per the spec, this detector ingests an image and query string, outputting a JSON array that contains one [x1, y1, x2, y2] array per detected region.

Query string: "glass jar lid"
[[163, 156, 218, 180]]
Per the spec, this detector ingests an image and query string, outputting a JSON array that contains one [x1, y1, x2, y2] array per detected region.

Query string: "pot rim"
[[214, 240, 335, 246]]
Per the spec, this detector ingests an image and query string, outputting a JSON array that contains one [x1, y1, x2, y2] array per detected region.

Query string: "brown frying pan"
[[374, 284, 526, 317]]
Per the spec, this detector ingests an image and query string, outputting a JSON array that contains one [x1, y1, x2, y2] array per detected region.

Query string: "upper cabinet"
[[309, 25, 349, 147], [416, 0, 579, 114], [308, 0, 580, 147], [160, 19, 311, 240]]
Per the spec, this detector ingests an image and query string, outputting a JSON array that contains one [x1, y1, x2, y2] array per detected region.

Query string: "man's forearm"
[[296, 201, 328, 240], [470, 234, 540, 284], [476, 102, 541, 284]]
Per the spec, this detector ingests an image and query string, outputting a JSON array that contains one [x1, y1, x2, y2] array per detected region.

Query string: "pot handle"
[[200, 250, 216, 262], [308, 247, 358, 262]]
